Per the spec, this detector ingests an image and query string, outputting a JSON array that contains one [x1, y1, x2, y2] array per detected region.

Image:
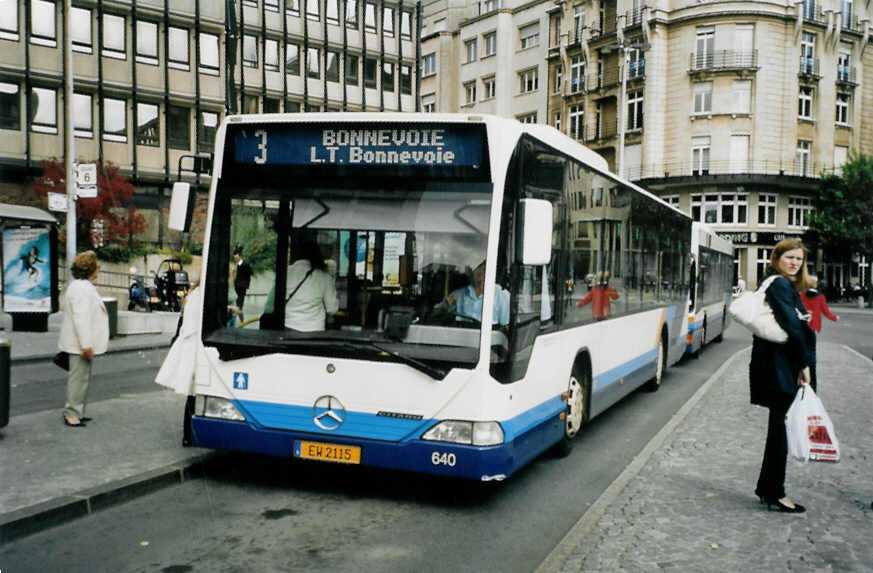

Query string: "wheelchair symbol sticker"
[[233, 372, 249, 390]]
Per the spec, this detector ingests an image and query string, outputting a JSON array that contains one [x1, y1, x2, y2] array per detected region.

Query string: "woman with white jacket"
[[58, 251, 109, 427]]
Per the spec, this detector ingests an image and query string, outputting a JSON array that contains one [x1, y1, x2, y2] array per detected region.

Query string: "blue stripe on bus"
[[592, 347, 660, 391]]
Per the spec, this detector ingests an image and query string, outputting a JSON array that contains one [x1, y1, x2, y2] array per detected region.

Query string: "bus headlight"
[[422, 421, 504, 446], [195, 395, 246, 421]]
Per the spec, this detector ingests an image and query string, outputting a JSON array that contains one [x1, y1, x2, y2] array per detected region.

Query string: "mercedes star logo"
[[312, 395, 346, 431]]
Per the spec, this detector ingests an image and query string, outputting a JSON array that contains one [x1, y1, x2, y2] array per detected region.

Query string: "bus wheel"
[[553, 364, 589, 457], [645, 332, 667, 392], [713, 315, 725, 343]]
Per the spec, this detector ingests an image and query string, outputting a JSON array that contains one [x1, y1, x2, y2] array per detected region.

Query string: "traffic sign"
[[76, 163, 98, 198], [48, 192, 68, 212]]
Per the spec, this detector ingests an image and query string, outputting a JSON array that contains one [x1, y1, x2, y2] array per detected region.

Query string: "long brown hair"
[[769, 239, 810, 292]]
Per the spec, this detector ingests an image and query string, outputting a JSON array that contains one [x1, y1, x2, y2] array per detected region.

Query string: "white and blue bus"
[[169, 113, 692, 481], [685, 223, 734, 356]]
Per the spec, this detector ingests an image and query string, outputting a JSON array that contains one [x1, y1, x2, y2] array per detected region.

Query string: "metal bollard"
[[0, 331, 9, 428]]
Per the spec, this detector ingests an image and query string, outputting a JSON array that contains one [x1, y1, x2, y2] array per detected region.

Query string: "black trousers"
[[756, 403, 790, 500], [235, 288, 247, 311]]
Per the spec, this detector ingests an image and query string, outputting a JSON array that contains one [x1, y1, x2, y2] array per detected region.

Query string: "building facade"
[[0, 0, 421, 246], [422, 0, 873, 292]]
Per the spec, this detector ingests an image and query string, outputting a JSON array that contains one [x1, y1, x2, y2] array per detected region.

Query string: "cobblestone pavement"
[[560, 342, 873, 573]]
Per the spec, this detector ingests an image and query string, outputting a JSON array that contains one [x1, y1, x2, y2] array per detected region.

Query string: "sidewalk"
[[0, 311, 220, 543], [541, 342, 873, 573]]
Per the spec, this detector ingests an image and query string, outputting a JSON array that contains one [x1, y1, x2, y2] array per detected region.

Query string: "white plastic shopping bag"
[[786, 385, 840, 463]]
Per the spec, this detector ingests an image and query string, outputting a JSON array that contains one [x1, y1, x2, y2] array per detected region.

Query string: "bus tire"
[[713, 315, 725, 343], [553, 359, 590, 458], [645, 331, 668, 392]]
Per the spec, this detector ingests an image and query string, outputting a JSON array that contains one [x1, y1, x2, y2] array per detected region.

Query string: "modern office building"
[[0, 0, 421, 245], [422, 0, 873, 290]]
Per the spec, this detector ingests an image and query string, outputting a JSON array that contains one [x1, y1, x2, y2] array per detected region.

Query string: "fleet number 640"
[[431, 451, 456, 467]]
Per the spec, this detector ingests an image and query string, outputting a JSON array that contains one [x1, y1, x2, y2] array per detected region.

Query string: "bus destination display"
[[234, 125, 483, 168]]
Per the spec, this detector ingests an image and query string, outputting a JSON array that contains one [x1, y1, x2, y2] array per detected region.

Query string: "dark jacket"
[[749, 273, 815, 409], [234, 259, 252, 292]]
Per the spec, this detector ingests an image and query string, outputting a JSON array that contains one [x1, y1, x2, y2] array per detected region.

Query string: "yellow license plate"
[[295, 440, 361, 464]]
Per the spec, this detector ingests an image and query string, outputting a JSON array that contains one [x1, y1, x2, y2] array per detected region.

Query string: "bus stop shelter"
[[0, 203, 60, 332]]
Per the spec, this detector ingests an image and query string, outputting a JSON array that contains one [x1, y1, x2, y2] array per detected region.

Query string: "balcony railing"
[[800, 2, 826, 24], [836, 66, 857, 86], [586, 119, 618, 142], [624, 7, 645, 28], [798, 57, 820, 79], [589, 16, 617, 40], [473, 0, 501, 17], [689, 50, 758, 72], [586, 67, 621, 90], [628, 159, 827, 181]]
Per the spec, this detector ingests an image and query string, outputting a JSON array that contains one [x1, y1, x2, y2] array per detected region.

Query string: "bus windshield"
[[202, 133, 497, 371]]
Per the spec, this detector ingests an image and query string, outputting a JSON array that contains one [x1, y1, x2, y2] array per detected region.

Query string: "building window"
[[690, 193, 744, 224], [346, 0, 358, 29], [483, 32, 496, 57], [796, 140, 812, 176], [573, 4, 585, 42], [837, 47, 851, 82], [693, 82, 712, 114], [307, 48, 320, 78], [167, 106, 190, 150], [798, 86, 813, 119], [833, 145, 848, 175], [169, 27, 189, 70], [324, 50, 340, 82], [383, 6, 394, 37], [0, 0, 19, 40], [264, 98, 280, 113], [199, 33, 220, 74], [553, 111, 561, 131], [326, 0, 339, 23], [102, 14, 126, 59], [627, 89, 643, 131], [800, 31, 815, 74], [31, 0, 56, 47], [136, 21, 158, 65], [464, 81, 477, 105], [840, 0, 852, 28], [421, 93, 435, 113], [265, 39, 279, 71], [835, 93, 850, 125], [0, 81, 20, 130], [422, 53, 436, 77], [465, 38, 478, 63], [570, 55, 584, 93], [518, 113, 537, 124], [382, 61, 394, 92], [30, 87, 57, 134], [73, 92, 92, 137], [695, 27, 714, 68], [519, 23, 539, 50], [71, 7, 92, 53], [364, 58, 377, 88], [266, 0, 280, 11], [365, 2, 376, 32], [345, 54, 359, 85], [243, 35, 258, 68], [306, 0, 320, 20], [662, 195, 680, 207], [757, 193, 776, 225], [788, 197, 812, 228], [401, 10, 412, 39], [103, 97, 127, 142], [569, 104, 583, 140], [136, 102, 159, 146], [198, 111, 218, 152], [243, 94, 259, 114], [756, 248, 772, 283], [554, 65, 563, 94], [733, 80, 751, 114], [483, 76, 495, 99], [802, 0, 816, 20], [519, 68, 538, 94], [286, 43, 300, 75], [730, 134, 750, 173], [400, 65, 412, 95], [691, 136, 710, 175]]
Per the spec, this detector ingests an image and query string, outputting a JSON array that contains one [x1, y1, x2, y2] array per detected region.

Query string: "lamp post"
[[64, 0, 77, 270], [616, 45, 629, 180]]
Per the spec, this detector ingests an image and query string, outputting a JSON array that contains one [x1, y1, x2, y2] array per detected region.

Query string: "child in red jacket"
[[800, 276, 839, 392]]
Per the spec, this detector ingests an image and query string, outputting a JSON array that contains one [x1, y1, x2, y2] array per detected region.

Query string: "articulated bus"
[[685, 223, 734, 356], [168, 113, 692, 481]]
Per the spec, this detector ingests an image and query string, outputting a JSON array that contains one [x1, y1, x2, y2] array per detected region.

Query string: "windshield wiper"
[[276, 334, 447, 380]]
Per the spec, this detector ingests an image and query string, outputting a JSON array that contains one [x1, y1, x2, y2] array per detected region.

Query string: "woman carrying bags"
[[749, 239, 815, 514]]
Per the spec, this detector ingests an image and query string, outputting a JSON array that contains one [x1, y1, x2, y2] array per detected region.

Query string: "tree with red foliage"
[[31, 158, 147, 250]]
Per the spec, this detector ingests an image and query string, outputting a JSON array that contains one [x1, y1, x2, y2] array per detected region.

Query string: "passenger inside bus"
[[432, 261, 510, 326], [283, 239, 339, 331]]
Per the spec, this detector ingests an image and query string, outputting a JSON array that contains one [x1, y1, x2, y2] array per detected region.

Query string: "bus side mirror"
[[168, 182, 194, 232], [519, 198, 552, 266]]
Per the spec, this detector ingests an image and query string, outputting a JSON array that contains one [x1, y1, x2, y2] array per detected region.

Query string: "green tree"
[[230, 206, 276, 275], [804, 153, 873, 277]]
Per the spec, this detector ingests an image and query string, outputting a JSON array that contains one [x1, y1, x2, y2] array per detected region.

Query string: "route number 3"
[[431, 451, 456, 466], [254, 129, 267, 164]]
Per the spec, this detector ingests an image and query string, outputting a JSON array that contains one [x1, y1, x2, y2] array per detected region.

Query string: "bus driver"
[[434, 261, 510, 326]]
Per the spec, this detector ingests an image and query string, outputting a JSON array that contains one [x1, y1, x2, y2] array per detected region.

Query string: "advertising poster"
[[3, 227, 52, 312]]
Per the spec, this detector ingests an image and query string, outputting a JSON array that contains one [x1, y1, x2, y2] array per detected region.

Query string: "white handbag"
[[728, 275, 787, 343]]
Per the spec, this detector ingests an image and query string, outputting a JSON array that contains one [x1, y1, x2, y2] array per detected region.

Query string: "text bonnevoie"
[[310, 128, 457, 165]]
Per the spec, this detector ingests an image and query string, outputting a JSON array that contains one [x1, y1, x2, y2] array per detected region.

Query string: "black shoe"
[[80, 417, 92, 422], [759, 496, 806, 513]]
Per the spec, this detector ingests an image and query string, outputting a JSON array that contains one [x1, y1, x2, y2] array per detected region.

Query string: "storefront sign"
[[716, 231, 803, 245]]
